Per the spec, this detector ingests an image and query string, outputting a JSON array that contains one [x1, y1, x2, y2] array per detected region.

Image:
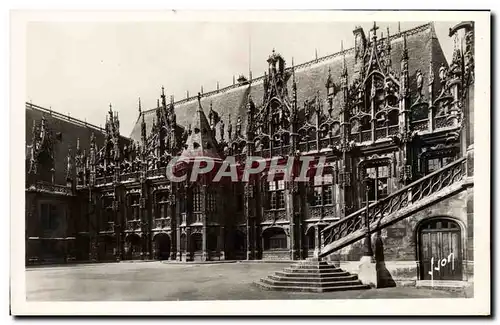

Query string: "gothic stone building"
[[25, 22, 475, 284]]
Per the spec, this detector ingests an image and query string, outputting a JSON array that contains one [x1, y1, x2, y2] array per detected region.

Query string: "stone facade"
[[25, 21, 475, 283]]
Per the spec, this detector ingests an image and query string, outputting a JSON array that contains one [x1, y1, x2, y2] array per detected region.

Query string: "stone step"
[[260, 277, 364, 288], [283, 266, 342, 274], [289, 263, 338, 270], [295, 260, 330, 266], [269, 274, 359, 282], [275, 270, 352, 278], [254, 281, 370, 293]]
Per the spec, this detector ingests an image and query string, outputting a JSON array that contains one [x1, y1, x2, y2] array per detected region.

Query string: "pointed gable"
[[180, 93, 221, 160]]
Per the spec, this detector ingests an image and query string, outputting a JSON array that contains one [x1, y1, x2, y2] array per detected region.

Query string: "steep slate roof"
[[26, 103, 132, 186], [26, 103, 107, 186], [130, 22, 447, 143]]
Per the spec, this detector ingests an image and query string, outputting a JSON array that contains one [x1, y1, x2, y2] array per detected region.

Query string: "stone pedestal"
[[182, 252, 191, 262], [358, 255, 378, 288]]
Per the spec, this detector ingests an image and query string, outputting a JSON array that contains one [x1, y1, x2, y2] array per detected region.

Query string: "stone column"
[[184, 227, 191, 262], [253, 222, 259, 260], [202, 225, 208, 261], [246, 223, 251, 260], [169, 192, 177, 260], [358, 176, 377, 288], [218, 226, 225, 260], [244, 183, 254, 260], [313, 224, 320, 258], [176, 227, 182, 261], [287, 180, 298, 260]]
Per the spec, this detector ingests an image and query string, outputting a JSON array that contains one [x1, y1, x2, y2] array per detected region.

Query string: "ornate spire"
[[429, 59, 435, 85], [219, 116, 225, 142], [370, 21, 379, 41], [402, 32, 408, 60], [385, 26, 392, 74], [141, 109, 147, 145], [227, 113, 232, 140], [341, 41, 348, 78], [161, 86, 167, 109], [291, 57, 297, 105], [138, 97, 142, 115], [400, 33, 409, 99], [197, 92, 202, 112]]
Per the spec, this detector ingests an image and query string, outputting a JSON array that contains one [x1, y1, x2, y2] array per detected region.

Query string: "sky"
[[26, 20, 459, 136]]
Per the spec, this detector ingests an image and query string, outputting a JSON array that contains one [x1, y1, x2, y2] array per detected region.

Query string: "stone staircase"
[[255, 258, 370, 293]]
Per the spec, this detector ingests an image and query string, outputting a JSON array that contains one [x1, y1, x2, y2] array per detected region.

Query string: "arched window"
[[263, 228, 287, 250], [310, 172, 334, 206], [157, 192, 168, 219], [267, 179, 285, 210], [192, 186, 202, 212], [207, 188, 217, 212], [306, 227, 315, 250], [130, 195, 140, 220], [362, 161, 390, 203]]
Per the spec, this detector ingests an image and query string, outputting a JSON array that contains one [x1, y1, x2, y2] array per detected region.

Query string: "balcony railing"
[[147, 167, 165, 178], [28, 181, 73, 196], [126, 220, 141, 231], [361, 130, 372, 142], [412, 118, 429, 132], [435, 114, 455, 129], [120, 171, 139, 182], [154, 218, 171, 229]]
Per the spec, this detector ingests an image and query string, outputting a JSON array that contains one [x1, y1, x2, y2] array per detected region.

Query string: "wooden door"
[[419, 219, 462, 281]]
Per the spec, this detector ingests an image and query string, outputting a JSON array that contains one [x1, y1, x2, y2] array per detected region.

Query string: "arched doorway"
[[99, 235, 116, 261], [232, 230, 246, 260], [305, 227, 315, 257], [418, 218, 463, 281], [262, 227, 287, 251], [154, 233, 171, 260], [125, 233, 142, 260], [191, 233, 203, 254]]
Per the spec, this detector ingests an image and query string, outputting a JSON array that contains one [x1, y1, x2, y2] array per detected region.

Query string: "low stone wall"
[[262, 250, 290, 260]]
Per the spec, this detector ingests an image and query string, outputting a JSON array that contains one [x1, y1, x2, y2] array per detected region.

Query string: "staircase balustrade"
[[320, 157, 467, 257]]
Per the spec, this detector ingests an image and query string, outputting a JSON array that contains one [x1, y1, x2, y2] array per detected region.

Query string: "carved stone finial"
[[219, 117, 225, 141], [228, 114, 232, 139], [416, 69, 423, 96]]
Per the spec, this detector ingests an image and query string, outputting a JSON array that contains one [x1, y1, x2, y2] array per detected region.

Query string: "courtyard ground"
[[26, 261, 472, 301]]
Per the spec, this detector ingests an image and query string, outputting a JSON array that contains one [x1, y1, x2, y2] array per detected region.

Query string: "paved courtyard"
[[26, 261, 471, 301]]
